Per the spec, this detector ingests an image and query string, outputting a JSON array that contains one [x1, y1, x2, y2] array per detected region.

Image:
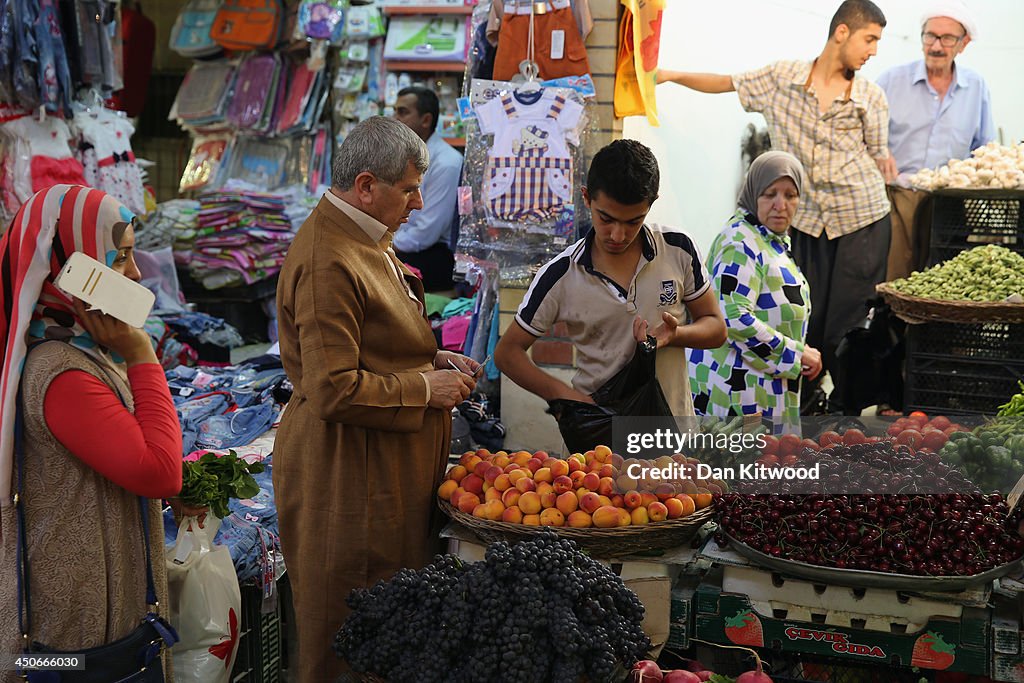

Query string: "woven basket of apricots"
[[437, 445, 716, 557]]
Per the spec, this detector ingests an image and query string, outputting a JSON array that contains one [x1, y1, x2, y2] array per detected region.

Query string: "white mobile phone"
[[54, 251, 155, 328]]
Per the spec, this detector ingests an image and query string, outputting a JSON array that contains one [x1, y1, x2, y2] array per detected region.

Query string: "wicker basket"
[[438, 499, 714, 557], [876, 282, 1024, 324]]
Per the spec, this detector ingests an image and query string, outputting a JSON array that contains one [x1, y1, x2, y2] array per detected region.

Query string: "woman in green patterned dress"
[[688, 151, 822, 426]]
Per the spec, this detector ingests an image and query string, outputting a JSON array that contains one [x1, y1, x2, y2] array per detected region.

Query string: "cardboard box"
[[991, 593, 1024, 682]]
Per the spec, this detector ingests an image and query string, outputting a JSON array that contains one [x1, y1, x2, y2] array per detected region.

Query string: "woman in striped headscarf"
[[0, 185, 181, 678]]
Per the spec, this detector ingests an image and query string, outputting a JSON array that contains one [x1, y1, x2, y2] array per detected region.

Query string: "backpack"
[[211, 0, 282, 51], [169, 0, 222, 58]]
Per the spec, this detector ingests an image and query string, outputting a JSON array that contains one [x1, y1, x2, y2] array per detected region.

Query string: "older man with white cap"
[[875, 0, 995, 280]]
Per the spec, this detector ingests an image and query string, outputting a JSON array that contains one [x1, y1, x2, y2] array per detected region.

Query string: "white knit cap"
[[922, 0, 979, 40]]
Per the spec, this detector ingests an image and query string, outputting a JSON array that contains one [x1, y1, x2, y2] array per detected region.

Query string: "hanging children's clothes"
[[489, 0, 592, 81], [475, 88, 583, 228], [0, 115, 86, 202], [74, 111, 146, 214]]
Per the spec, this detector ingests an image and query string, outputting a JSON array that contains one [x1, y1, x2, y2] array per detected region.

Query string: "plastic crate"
[[904, 323, 1024, 415], [231, 580, 284, 683], [928, 191, 1024, 266], [693, 645, 936, 682]]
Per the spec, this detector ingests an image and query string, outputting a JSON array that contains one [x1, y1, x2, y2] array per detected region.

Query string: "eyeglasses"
[[921, 31, 965, 47]]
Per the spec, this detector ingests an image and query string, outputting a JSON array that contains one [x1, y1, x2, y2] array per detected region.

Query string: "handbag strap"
[[14, 340, 161, 650]]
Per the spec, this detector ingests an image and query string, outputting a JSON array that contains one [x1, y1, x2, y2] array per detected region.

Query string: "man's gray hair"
[[332, 117, 429, 190]]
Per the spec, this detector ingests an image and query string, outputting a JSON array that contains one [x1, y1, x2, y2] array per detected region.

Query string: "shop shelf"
[[384, 59, 467, 73], [928, 189, 1024, 266], [383, 4, 475, 15]]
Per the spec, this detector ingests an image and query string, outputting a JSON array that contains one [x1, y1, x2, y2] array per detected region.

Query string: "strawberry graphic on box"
[[724, 609, 764, 647], [911, 631, 956, 670]]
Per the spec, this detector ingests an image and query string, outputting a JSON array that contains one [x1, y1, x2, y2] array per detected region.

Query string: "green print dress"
[[688, 211, 811, 425]]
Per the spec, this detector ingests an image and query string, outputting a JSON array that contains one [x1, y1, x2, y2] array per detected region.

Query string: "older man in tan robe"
[[274, 117, 478, 681]]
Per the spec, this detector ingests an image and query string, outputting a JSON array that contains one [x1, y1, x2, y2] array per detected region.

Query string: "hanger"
[[514, 0, 542, 95]]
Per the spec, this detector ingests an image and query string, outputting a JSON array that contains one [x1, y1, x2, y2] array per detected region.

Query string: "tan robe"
[[0, 342, 173, 683], [274, 197, 451, 681]]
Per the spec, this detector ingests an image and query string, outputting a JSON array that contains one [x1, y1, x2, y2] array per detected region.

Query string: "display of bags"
[[167, 516, 242, 683], [170, 0, 223, 58], [173, 60, 236, 125], [211, 0, 283, 51], [227, 53, 280, 130]]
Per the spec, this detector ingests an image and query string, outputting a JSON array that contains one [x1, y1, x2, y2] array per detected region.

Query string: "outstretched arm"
[[656, 69, 735, 93]]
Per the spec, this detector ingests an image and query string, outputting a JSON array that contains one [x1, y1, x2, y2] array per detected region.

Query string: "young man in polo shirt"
[[495, 140, 726, 418]]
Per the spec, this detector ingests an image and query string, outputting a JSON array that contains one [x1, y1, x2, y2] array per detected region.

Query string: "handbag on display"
[[226, 53, 280, 130], [12, 342, 180, 682], [211, 0, 283, 51], [169, 0, 223, 58], [173, 61, 236, 125]]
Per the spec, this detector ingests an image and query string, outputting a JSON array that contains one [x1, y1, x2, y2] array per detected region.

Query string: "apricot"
[[630, 506, 649, 525], [579, 492, 602, 514], [508, 469, 529, 485], [691, 489, 714, 510], [623, 490, 643, 510], [473, 461, 491, 478], [582, 472, 601, 491], [450, 487, 467, 508], [482, 500, 505, 521], [515, 477, 537, 493], [594, 445, 613, 463], [501, 505, 523, 524], [556, 491, 579, 516], [552, 475, 574, 495], [617, 507, 632, 527], [639, 492, 658, 507], [476, 448, 492, 459], [664, 497, 684, 519], [610, 453, 624, 469], [567, 458, 583, 474], [534, 467, 553, 483], [523, 514, 541, 526], [447, 465, 468, 483], [501, 488, 522, 508], [492, 455, 511, 469], [539, 508, 565, 527], [648, 501, 669, 522], [437, 479, 458, 501], [503, 463, 520, 474], [458, 493, 481, 513], [598, 464, 616, 479], [678, 479, 699, 495], [539, 491, 557, 509], [512, 451, 532, 467], [610, 494, 625, 508], [569, 470, 587, 486], [518, 491, 542, 515], [675, 494, 696, 517], [525, 458, 544, 473], [597, 477, 616, 497], [597, 495, 612, 507], [535, 482, 554, 497], [472, 503, 489, 518], [567, 510, 593, 528], [484, 465, 504, 484], [616, 474, 638, 493], [548, 459, 570, 478], [484, 487, 503, 503], [494, 473, 512, 492], [592, 505, 621, 528], [655, 483, 678, 501]]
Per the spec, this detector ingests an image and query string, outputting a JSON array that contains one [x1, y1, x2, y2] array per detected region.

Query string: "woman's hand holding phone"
[[72, 298, 158, 367]]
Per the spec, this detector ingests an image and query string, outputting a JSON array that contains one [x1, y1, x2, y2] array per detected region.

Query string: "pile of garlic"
[[908, 142, 1024, 191]]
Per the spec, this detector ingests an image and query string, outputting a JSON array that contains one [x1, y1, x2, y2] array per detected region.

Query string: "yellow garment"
[[616, 0, 665, 125]]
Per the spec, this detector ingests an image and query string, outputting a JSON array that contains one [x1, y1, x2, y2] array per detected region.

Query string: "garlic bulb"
[[909, 142, 1024, 191]]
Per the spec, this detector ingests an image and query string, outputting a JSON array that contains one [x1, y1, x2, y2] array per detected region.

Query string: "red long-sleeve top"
[[43, 363, 183, 498]]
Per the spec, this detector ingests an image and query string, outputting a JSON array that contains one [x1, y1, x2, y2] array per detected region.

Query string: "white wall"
[[625, 0, 1024, 253]]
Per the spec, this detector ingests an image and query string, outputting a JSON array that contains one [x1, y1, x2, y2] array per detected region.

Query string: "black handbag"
[[13, 343, 179, 682]]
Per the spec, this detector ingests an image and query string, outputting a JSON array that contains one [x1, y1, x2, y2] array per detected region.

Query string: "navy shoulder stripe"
[[661, 230, 707, 293], [519, 255, 572, 326]]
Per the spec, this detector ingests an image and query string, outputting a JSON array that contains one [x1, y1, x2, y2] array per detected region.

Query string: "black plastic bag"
[[546, 338, 672, 454], [834, 298, 905, 414]]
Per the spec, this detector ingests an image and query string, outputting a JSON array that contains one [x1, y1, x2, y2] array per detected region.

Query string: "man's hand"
[[550, 385, 596, 404], [876, 154, 898, 184], [633, 312, 679, 349], [434, 350, 482, 377], [800, 346, 823, 381], [424, 370, 475, 409]]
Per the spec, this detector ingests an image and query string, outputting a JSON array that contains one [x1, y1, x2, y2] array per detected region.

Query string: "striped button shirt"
[[732, 60, 891, 239]]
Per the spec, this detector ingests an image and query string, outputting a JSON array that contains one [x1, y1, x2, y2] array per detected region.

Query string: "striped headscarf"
[[0, 185, 137, 506]]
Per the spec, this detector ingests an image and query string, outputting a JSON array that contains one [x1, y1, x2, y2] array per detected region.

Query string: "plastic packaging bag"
[[547, 338, 672, 454], [166, 516, 242, 683]]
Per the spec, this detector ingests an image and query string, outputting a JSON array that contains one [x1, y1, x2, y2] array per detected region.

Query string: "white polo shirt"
[[515, 224, 710, 416]]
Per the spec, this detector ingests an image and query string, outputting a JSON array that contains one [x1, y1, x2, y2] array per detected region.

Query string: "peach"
[[482, 481, 492, 492], [706, 483, 724, 496], [594, 445, 612, 463], [556, 491, 579, 516], [437, 479, 458, 501], [610, 494, 625, 509], [462, 474, 484, 496], [512, 451, 532, 467], [501, 488, 522, 508], [548, 459, 570, 478], [592, 505, 621, 528], [664, 497, 684, 519], [579, 492, 602, 514], [623, 490, 643, 510], [639, 492, 658, 507], [476, 448, 492, 459], [494, 473, 512, 491], [533, 467, 553, 483], [692, 489, 714, 510], [539, 491, 557, 509], [611, 453, 624, 469], [630, 506, 650, 525], [483, 500, 505, 521], [472, 503, 489, 518], [508, 469, 528, 485], [597, 495, 613, 507], [458, 451, 476, 466], [616, 474, 638, 492], [617, 507, 632, 527], [588, 461, 603, 473], [539, 508, 565, 527], [523, 514, 541, 526], [501, 506, 524, 524], [582, 472, 601, 491], [526, 458, 544, 473], [552, 475, 574, 495], [678, 479, 699, 495], [648, 501, 668, 522], [536, 482, 554, 497], [569, 470, 587, 486], [447, 465, 468, 483], [493, 455, 511, 469], [515, 477, 537, 493], [503, 463, 520, 474], [597, 477, 616, 497], [675, 494, 696, 517], [567, 510, 593, 528], [450, 487, 467, 508], [484, 488, 503, 503], [484, 465, 504, 484], [518, 491, 542, 515], [598, 463, 616, 479], [533, 450, 549, 461], [567, 457, 583, 473], [656, 483, 678, 501], [583, 449, 596, 465], [474, 461, 491, 478]]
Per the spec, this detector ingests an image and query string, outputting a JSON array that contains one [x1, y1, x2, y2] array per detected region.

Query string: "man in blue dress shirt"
[[876, 0, 995, 279], [392, 85, 464, 291]]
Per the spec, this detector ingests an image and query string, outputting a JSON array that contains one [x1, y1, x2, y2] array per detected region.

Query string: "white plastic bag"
[[166, 515, 242, 683]]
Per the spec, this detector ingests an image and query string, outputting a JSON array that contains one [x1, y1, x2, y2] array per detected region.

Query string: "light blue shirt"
[[392, 131, 463, 253], [876, 60, 995, 176]]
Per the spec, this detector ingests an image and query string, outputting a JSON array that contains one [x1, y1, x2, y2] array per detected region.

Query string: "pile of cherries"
[[716, 441, 1024, 577]]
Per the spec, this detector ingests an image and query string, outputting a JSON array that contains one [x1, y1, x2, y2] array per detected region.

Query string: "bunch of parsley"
[[179, 450, 266, 519]]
